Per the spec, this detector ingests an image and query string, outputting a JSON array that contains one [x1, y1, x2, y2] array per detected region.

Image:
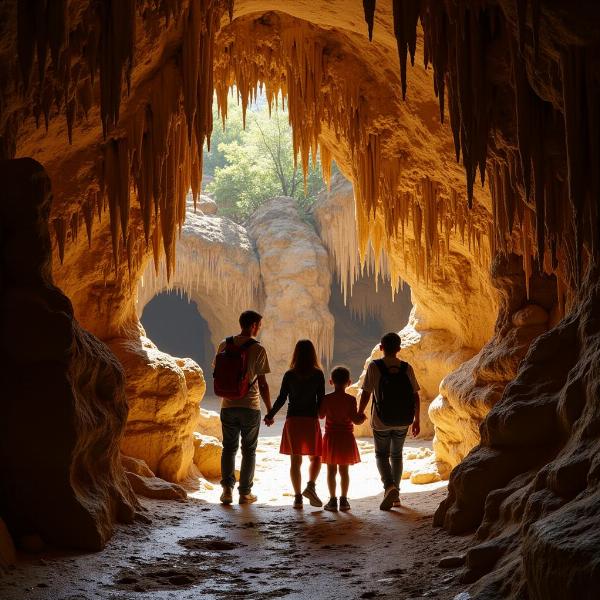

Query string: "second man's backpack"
[[373, 359, 415, 426], [213, 337, 259, 400]]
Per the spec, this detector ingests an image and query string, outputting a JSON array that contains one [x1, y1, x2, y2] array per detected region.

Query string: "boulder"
[[126, 472, 187, 501], [196, 194, 218, 215], [198, 409, 223, 441], [109, 336, 204, 483], [193, 434, 223, 479]]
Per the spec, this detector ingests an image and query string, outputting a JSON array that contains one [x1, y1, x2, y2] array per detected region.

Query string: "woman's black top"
[[266, 369, 325, 419]]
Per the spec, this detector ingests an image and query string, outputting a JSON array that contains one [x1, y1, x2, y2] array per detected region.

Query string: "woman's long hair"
[[290, 339, 321, 376]]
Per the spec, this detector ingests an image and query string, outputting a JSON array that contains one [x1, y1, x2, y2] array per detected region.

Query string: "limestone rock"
[[198, 409, 223, 441], [193, 434, 223, 479], [248, 197, 334, 381], [196, 194, 218, 215], [410, 469, 442, 485], [126, 472, 187, 501], [429, 256, 556, 477], [435, 267, 600, 598], [109, 335, 203, 483], [122, 455, 187, 500], [0, 159, 138, 551], [121, 455, 155, 478]]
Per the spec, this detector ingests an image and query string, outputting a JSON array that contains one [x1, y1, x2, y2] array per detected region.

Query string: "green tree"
[[204, 92, 335, 223]]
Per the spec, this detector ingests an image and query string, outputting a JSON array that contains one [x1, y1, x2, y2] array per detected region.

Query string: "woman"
[[264, 339, 325, 508]]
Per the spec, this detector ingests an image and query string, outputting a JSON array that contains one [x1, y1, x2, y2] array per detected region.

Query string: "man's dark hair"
[[239, 310, 263, 329], [381, 332, 401, 354], [331, 365, 351, 386]]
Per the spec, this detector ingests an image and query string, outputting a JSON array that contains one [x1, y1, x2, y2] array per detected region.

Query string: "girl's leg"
[[339, 465, 350, 498], [290, 455, 302, 495], [308, 455, 322, 483], [327, 464, 337, 498]]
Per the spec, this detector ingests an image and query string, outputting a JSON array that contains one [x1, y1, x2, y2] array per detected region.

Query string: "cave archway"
[[141, 291, 214, 377]]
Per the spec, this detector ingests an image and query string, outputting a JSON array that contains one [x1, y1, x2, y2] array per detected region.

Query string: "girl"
[[265, 340, 325, 508], [319, 366, 363, 511]]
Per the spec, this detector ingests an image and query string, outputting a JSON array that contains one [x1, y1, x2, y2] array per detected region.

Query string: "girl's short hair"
[[330, 365, 351, 385], [290, 339, 321, 375]]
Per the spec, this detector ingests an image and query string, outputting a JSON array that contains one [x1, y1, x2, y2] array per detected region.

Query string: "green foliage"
[[203, 92, 335, 223]]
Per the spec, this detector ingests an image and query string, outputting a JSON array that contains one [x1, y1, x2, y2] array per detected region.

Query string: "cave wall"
[[0, 158, 138, 551]]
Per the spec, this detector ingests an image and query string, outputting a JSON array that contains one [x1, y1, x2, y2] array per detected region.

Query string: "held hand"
[[411, 420, 420, 437], [263, 416, 275, 427], [355, 412, 367, 425]]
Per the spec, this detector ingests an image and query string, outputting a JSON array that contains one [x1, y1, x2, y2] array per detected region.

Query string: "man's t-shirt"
[[214, 335, 270, 410], [361, 357, 420, 431]]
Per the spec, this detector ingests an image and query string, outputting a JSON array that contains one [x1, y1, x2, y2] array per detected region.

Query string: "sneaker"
[[379, 485, 399, 511], [324, 497, 338, 512], [302, 482, 323, 507], [339, 497, 351, 511], [293, 494, 303, 508], [239, 493, 257, 504], [220, 487, 233, 505]]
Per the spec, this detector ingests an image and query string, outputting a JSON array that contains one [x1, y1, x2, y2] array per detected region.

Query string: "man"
[[357, 332, 420, 510], [214, 310, 273, 505]]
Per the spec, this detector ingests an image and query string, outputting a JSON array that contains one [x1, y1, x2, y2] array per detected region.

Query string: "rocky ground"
[[0, 431, 473, 600]]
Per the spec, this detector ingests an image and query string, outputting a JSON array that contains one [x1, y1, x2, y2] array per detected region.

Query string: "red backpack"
[[213, 337, 259, 400]]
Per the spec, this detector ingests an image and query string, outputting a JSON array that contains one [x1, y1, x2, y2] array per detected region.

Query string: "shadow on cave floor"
[[0, 486, 472, 600], [0, 429, 469, 600]]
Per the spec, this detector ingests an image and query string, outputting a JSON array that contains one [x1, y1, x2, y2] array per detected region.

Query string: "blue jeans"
[[220, 408, 261, 494], [373, 427, 409, 490]]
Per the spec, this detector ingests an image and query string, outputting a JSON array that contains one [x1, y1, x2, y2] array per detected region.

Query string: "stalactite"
[[363, 0, 377, 42], [70, 212, 79, 243], [137, 230, 261, 322], [83, 193, 95, 248], [9, 0, 594, 310], [53, 217, 66, 265], [98, 0, 136, 137], [392, 0, 420, 100]]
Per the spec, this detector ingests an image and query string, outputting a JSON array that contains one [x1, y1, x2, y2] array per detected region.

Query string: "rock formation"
[[109, 335, 205, 482], [121, 455, 187, 501], [248, 197, 335, 381], [316, 174, 492, 441], [137, 193, 262, 352], [1, 1, 599, 596], [0, 158, 138, 551]]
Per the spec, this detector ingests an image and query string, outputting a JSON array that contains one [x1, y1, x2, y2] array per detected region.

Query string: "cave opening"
[[2, 1, 599, 598], [141, 291, 214, 376]]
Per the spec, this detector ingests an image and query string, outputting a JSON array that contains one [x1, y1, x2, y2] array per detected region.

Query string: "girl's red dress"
[[280, 417, 322, 455], [319, 392, 361, 465]]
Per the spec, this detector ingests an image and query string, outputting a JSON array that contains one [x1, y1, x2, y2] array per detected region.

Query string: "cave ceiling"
[[0, 0, 597, 319]]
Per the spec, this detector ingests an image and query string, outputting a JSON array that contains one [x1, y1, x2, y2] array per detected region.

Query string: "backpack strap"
[[374, 358, 388, 374], [241, 338, 259, 388]]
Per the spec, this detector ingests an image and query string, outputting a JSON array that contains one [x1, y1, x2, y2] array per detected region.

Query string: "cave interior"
[[1, 1, 600, 599]]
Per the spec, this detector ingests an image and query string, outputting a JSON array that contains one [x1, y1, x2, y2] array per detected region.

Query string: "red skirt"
[[280, 417, 323, 456], [321, 430, 361, 465]]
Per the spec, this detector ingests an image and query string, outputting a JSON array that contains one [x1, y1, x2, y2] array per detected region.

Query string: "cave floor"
[[1, 437, 473, 600]]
